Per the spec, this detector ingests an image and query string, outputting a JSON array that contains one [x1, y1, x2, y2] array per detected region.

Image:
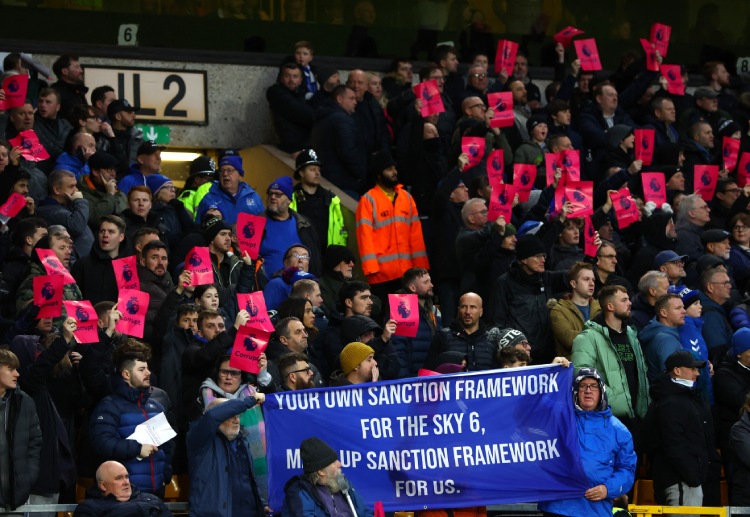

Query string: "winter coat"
[[646, 374, 718, 495], [426, 320, 497, 372], [73, 483, 172, 516], [675, 220, 705, 263], [37, 197, 94, 258], [78, 174, 128, 231], [107, 127, 144, 177], [195, 181, 265, 225], [282, 474, 372, 517], [0, 388, 42, 510], [150, 199, 196, 254], [117, 164, 151, 196], [137, 265, 174, 343], [699, 292, 734, 361], [121, 208, 169, 246], [713, 353, 750, 449], [628, 293, 655, 332], [571, 316, 650, 419], [186, 397, 265, 517], [538, 407, 635, 517], [33, 115, 72, 162], [730, 411, 750, 505], [550, 296, 602, 358], [90, 376, 173, 494], [676, 316, 713, 404], [392, 298, 442, 378], [71, 240, 126, 305], [54, 151, 90, 179], [639, 318, 683, 381], [16, 261, 83, 320], [265, 83, 314, 154], [490, 262, 569, 363]]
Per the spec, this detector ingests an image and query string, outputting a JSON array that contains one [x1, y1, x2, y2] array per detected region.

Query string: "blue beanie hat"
[[668, 285, 700, 310], [219, 155, 244, 177], [732, 328, 750, 357], [268, 176, 294, 200], [146, 174, 174, 195]]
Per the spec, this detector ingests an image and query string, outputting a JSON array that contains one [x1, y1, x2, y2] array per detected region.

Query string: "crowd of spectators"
[[1, 21, 750, 515]]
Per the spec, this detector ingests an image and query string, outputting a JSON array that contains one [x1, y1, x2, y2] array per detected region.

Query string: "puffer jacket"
[[282, 474, 372, 517], [89, 376, 172, 494], [571, 315, 650, 419], [426, 320, 497, 372], [538, 407, 636, 517], [639, 318, 683, 381]]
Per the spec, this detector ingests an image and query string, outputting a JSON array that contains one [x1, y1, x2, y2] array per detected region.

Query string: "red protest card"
[[461, 137, 485, 170], [722, 137, 741, 172], [236, 213, 266, 259], [488, 183, 515, 223], [0, 193, 27, 221], [642, 172, 667, 206], [661, 65, 684, 95], [237, 292, 275, 333], [738, 153, 750, 188], [584, 217, 598, 258], [650, 23, 671, 57], [115, 289, 150, 339], [513, 164, 536, 202], [413, 80, 445, 117], [33, 275, 64, 318], [487, 149, 504, 184], [184, 247, 213, 285], [494, 40, 518, 76], [388, 293, 420, 338], [640, 39, 660, 72], [635, 129, 655, 165], [545, 153, 559, 186], [553, 26, 585, 48], [611, 187, 639, 229], [63, 300, 99, 344], [487, 92, 514, 128], [112, 256, 140, 291], [694, 165, 719, 201], [574, 39, 602, 71], [0, 74, 29, 111], [559, 149, 581, 180], [36, 248, 75, 284], [9, 130, 50, 162], [230, 326, 270, 374], [564, 181, 594, 218]]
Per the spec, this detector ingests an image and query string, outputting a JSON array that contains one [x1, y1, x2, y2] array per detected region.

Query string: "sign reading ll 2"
[[84, 65, 208, 126]]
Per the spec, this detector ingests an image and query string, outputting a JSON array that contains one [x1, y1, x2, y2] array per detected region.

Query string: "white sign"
[[118, 24, 138, 46], [84, 65, 208, 125]]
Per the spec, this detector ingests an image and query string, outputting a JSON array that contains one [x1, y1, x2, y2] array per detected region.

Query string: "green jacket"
[[571, 316, 650, 419], [290, 189, 347, 247], [78, 175, 127, 230]]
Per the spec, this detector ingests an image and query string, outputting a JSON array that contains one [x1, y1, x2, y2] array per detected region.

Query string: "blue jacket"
[[699, 292, 734, 358], [186, 397, 265, 517], [118, 164, 149, 196], [54, 151, 90, 179], [195, 181, 265, 224], [392, 300, 442, 378], [90, 376, 172, 494], [640, 319, 683, 381], [263, 276, 292, 311], [677, 316, 714, 404], [73, 485, 172, 517], [282, 474, 373, 517], [538, 408, 636, 517]]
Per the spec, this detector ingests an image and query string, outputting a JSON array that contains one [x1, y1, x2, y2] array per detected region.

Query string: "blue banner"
[[264, 364, 590, 511]]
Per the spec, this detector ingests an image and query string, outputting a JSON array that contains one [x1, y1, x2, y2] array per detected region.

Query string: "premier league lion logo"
[[641, 137, 649, 150], [188, 252, 202, 267], [41, 282, 55, 301], [21, 137, 33, 150], [520, 171, 531, 185], [243, 222, 255, 240], [582, 45, 592, 57], [397, 301, 411, 318], [245, 299, 259, 317], [122, 264, 133, 282], [468, 144, 480, 158], [7, 79, 19, 93], [701, 171, 712, 186], [491, 156, 502, 171], [619, 197, 632, 209], [126, 297, 140, 315], [503, 46, 512, 59], [667, 70, 677, 81], [572, 190, 586, 203], [45, 257, 59, 269], [655, 28, 665, 41], [76, 306, 89, 322], [650, 178, 661, 192], [724, 145, 731, 158], [495, 100, 506, 112], [498, 189, 510, 204], [243, 337, 258, 352], [422, 88, 433, 101], [562, 155, 573, 168]]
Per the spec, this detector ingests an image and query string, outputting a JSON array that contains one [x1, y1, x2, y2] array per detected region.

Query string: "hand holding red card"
[[487, 150, 504, 183], [33, 275, 64, 318], [0, 74, 28, 110], [738, 153, 750, 188], [488, 183, 515, 223], [184, 247, 213, 285], [237, 292, 275, 333], [63, 300, 99, 344], [611, 187, 639, 229], [722, 137, 741, 172], [230, 326, 270, 374], [635, 129, 655, 165], [112, 256, 140, 291], [661, 65, 684, 95], [8, 130, 50, 162], [389, 294, 419, 338], [563, 181, 594, 217], [584, 217, 598, 258], [115, 289, 150, 339], [553, 26, 585, 48], [0, 193, 27, 223], [641, 173, 667, 205], [461, 137, 485, 170], [574, 39, 602, 71], [494, 40, 518, 76], [236, 213, 266, 259], [413, 80, 445, 117], [694, 165, 719, 201], [650, 23, 671, 57], [487, 92, 514, 128], [640, 39, 660, 72], [513, 164, 536, 202]]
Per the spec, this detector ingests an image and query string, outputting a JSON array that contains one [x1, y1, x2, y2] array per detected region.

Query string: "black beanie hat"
[[300, 437, 338, 474], [202, 216, 231, 243], [515, 234, 546, 261], [323, 245, 356, 272]]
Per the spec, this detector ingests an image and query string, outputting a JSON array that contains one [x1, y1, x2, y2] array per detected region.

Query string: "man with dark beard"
[[283, 437, 373, 516]]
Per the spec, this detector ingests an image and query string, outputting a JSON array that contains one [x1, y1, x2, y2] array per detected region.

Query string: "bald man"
[[347, 69, 390, 158], [74, 461, 171, 516]]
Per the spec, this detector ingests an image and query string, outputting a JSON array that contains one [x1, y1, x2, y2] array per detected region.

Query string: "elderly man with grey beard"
[[283, 437, 373, 516]]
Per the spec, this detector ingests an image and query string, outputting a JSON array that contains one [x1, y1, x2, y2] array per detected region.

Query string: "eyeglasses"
[[471, 73, 487, 79], [721, 188, 741, 194], [218, 369, 242, 377], [268, 191, 286, 198], [734, 225, 749, 232], [287, 253, 310, 261], [709, 281, 732, 287], [469, 103, 486, 110], [579, 384, 600, 392], [162, 186, 177, 192], [469, 209, 488, 216], [598, 254, 617, 260], [289, 366, 313, 375]]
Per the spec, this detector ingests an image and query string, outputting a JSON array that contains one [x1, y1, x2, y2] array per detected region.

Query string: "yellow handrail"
[[628, 505, 728, 516]]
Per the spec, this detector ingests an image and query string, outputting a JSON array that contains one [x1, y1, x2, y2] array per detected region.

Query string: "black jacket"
[[713, 353, 750, 449], [0, 387, 42, 510], [71, 240, 126, 305], [265, 82, 314, 154], [426, 320, 497, 371], [646, 373, 718, 496], [73, 484, 172, 516]]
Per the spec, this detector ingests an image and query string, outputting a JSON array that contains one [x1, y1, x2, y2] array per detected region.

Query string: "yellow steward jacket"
[[356, 184, 429, 284]]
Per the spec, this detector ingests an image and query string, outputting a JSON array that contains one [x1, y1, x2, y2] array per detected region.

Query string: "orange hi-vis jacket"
[[356, 184, 429, 284]]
